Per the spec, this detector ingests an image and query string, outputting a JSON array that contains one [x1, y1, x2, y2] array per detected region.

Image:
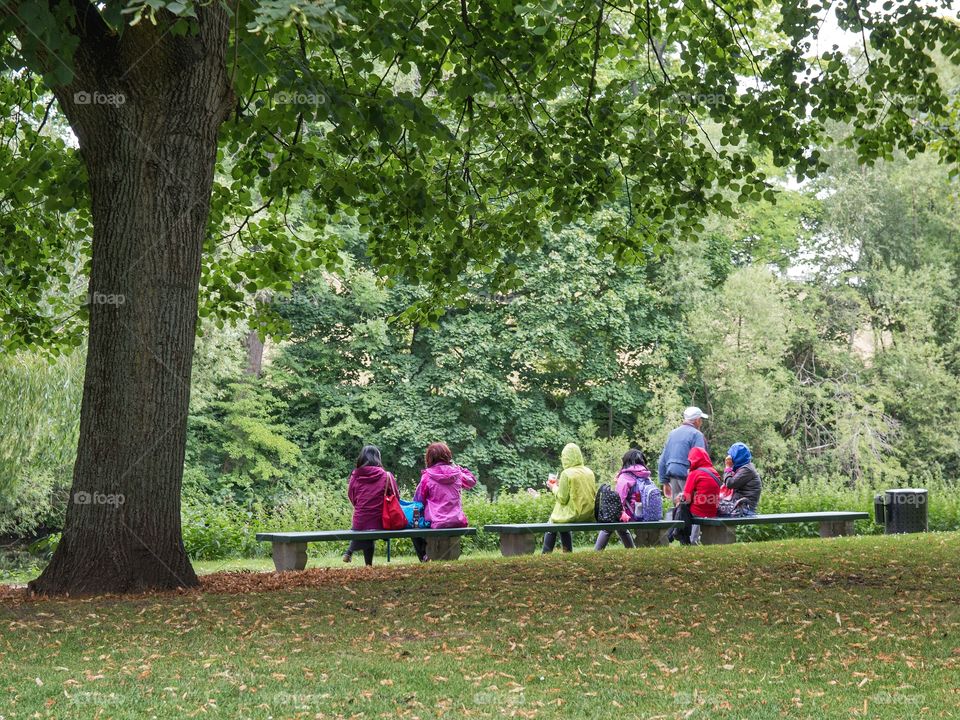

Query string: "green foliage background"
[[5, 109, 960, 565], [171, 133, 960, 557]]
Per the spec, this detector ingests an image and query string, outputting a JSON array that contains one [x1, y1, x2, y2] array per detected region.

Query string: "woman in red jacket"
[[670, 446, 721, 545]]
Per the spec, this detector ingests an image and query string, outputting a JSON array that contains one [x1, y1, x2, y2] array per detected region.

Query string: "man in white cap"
[[657, 406, 708, 518]]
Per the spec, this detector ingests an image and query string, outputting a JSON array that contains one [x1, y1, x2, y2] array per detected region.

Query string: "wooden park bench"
[[483, 520, 683, 556], [691, 511, 870, 544], [256, 527, 477, 571]]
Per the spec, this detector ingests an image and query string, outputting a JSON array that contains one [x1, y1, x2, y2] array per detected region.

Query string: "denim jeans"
[[594, 529, 636, 551], [542, 531, 573, 553]]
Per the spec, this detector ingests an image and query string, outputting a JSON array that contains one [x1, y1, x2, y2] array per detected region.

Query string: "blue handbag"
[[399, 499, 430, 528]]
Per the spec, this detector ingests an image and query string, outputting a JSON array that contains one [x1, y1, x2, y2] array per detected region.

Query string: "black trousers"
[[346, 539, 375, 565], [412, 537, 428, 561], [673, 503, 694, 545], [542, 531, 573, 553]]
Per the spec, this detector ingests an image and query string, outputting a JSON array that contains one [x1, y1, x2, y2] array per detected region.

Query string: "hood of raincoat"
[[688, 446, 715, 472], [619, 464, 651, 480], [423, 463, 464, 485], [353, 465, 389, 483], [561, 443, 584, 469], [728, 442, 752, 470]]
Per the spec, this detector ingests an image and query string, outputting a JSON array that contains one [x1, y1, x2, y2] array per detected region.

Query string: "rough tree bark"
[[28, 6, 233, 595], [244, 329, 265, 376]]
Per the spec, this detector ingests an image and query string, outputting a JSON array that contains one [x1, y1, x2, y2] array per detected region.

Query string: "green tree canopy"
[[1, 0, 958, 594]]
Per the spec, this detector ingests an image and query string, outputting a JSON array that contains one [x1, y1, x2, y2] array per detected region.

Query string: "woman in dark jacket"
[[722, 442, 762, 516], [343, 445, 397, 565]]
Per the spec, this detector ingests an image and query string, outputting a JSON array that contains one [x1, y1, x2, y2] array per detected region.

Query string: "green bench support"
[[483, 520, 683, 556], [691, 511, 870, 545], [256, 528, 478, 571]]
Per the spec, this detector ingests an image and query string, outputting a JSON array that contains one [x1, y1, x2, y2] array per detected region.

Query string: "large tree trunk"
[[28, 8, 233, 595]]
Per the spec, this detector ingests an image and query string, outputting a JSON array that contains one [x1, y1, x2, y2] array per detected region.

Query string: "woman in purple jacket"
[[343, 445, 397, 566], [411, 442, 477, 562], [594, 448, 662, 550]]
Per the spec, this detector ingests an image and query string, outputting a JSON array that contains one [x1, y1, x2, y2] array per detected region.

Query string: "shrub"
[[181, 501, 264, 560], [269, 484, 353, 532], [461, 490, 555, 553], [0, 468, 70, 537], [178, 477, 960, 561]]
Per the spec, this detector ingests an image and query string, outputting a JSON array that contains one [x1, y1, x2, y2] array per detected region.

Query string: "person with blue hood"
[[721, 442, 762, 516]]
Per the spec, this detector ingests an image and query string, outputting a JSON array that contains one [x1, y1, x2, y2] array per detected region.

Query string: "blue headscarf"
[[728, 442, 752, 470]]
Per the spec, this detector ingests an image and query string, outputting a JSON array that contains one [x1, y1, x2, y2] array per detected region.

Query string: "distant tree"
[[266, 222, 689, 493], [695, 266, 798, 472]]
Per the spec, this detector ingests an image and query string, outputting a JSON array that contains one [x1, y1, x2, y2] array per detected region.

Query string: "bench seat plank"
[[257, 528, 477, 570], [483, 521, 682, 534], [483, 520, 683, 557], [256, 527, 477, 543], [484, 521, 682, 555], [692, 511, 869, 545], [692, 512, 869, 527]]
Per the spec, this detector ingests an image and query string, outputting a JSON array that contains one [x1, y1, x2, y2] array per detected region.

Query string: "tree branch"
[[583, 0, 605, 125]]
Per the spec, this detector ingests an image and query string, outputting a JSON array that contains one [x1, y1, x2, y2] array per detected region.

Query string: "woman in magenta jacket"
[[344, 445, 397, 565], [411, 442, 477, 561]]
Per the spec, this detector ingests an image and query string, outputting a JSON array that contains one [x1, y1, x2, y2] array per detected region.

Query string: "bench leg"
[[500, 534, 536, 557], [634, 529, 670, 547], [272, 542, 308, 571], [820, 520, 855, 538], [699, 525, 736, 545], [425, 536, 462, 561]]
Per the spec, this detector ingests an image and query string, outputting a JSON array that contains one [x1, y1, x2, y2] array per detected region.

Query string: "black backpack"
[[594, 484, 622, 523]]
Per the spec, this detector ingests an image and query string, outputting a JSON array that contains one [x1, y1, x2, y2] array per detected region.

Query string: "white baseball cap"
[[683, 406, 708, 422]]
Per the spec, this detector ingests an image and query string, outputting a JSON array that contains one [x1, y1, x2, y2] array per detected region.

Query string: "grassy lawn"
[[0, 550, 512, 586], [1, 533, 959, 719], [186, 551, 507, 574]]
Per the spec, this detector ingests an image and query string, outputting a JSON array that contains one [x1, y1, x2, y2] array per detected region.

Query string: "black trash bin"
[[877, 488, 928, 534], [874, 493, 886, 525]]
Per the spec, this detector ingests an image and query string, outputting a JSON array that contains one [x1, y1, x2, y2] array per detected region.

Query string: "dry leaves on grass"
[[0, 563, 471, 605]]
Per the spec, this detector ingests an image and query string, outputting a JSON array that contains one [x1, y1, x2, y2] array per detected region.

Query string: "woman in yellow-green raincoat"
[[543, 443, 597, 553]]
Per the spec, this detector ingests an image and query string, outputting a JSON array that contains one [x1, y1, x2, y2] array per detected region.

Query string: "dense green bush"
[[177, 477, 960, 561], [181, 483, 355, 560], [181, 501, 265, 560], [14, 475, 956, 566], [10, 474, 953, 569], [0, 468, 69, 537], [461, 490, 555, 553], [0, 352, 82, 542]]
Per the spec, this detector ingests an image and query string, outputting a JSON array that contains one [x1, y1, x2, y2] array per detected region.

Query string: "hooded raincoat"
[[414, 463, 477, 528], [347, 465, 396, 531], [549, 444, 597, 524], [682, 447, 721, 518]]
